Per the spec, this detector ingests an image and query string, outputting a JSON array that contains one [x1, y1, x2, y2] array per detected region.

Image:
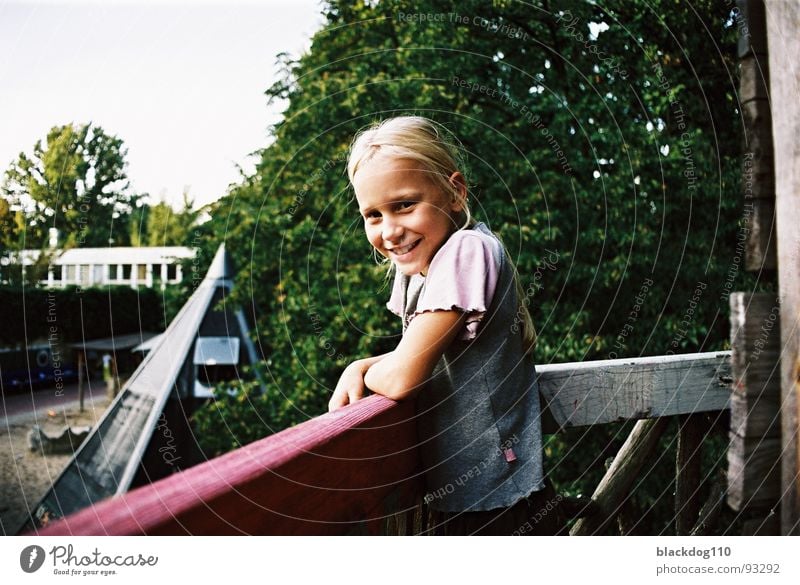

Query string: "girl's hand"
[[328, 362, 368, 412]]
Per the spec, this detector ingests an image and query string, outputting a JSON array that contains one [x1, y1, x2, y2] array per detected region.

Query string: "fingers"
[[330, 365, 367, 412], [347, 385, 364, 405], [328, 393, 348, 412], [329, 384, 365, 412]]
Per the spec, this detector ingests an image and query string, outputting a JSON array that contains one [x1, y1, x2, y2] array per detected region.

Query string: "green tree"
[[0, 196, 22, 252], [145, 190, 199, 246], [0, 196, 26, 283], [128, 200, 150, 247], [1, 123, 139, 249]]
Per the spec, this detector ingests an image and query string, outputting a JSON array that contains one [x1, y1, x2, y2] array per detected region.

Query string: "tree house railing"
[[31, 351, 731, 536]]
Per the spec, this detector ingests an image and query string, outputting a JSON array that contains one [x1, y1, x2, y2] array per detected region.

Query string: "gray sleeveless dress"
[[387, 222, 545, 512]]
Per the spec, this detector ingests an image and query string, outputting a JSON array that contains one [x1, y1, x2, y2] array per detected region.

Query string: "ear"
[[447, 172, 467, 212]]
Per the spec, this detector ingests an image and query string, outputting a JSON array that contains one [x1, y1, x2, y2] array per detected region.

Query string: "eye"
[[364, 210, 381, 220], [397, 201, 416, 211]]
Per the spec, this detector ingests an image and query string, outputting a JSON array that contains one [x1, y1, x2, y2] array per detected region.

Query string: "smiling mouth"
[[388, 240, 420, 257]]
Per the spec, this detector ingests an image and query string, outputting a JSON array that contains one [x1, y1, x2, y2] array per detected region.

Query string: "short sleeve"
[[412, 230, 500, 341]]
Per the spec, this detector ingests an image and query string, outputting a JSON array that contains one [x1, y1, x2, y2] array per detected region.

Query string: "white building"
[[0, 246, 195, 289]]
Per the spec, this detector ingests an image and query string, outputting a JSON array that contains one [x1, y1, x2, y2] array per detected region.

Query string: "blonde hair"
[[348, 116, 471, 229], [347, 115, 536, 352]]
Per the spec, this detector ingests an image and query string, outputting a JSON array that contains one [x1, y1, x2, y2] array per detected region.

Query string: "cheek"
[[364, 225, 382, 249]]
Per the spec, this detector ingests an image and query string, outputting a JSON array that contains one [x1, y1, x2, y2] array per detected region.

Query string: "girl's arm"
[[328, 352, 391, 412], [364, 310, 467, 401]]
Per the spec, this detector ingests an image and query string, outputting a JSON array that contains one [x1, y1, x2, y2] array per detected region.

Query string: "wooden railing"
[[33, 351, 731, 536]]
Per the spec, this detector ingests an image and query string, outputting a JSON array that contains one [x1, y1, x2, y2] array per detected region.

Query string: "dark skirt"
[[428, 479, 568, 536]]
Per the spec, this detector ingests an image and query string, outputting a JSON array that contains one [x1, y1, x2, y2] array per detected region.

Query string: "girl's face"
[[353, 156, 465, 276]]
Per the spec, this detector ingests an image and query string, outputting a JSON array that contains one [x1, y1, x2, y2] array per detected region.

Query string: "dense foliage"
[[129, 190, 202, 248], [190, 0, 760, 533], [0, 285, 167, 345]]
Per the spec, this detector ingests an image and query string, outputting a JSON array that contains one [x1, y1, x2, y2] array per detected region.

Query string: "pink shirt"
[[387, 225, 501, 341]]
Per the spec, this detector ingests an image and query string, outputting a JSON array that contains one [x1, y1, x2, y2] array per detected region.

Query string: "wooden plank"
[[32, 395, 420, 535], [77, 350, 85, 413], [766, 0, 800, 536], [727, 435, 781, 511], [741, 510, 779, 535], [690, 469, 728, 536], [737, 0, 768, 58], [739, 0, 777, 273], [744, 198, 777, 272], [675, 414, 705, 535], [570, 418, 669, 535], [729, 293, 781, 400], [538, 352, 731, 429], [742, 100, 773, 162], [740, 54, 770, 103], [728, 293, 782, 511], [730, 391, 780, 438], [743, 151, 775, 199]]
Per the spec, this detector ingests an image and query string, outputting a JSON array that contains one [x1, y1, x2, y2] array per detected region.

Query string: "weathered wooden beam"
[[740, 54, 770, 102], [728, 293, 782, 512], [690, 469, 728, 536], [742, 100, 773, 161], [538, 352, 731, 430], [737, 0, 768, 58], [729, 293, 781, 438], [743, 196, 777, 272], [675, 414, 705, 535], [728, 436, 781, 512], [559, 495, 600, 520], [739, 0, 777, 272], [742, 150, 775, 199], [570, 418, 669, 535], [766, 0, 800, 537], [77, 350, 85, 413], [741, 509, 780, 535]]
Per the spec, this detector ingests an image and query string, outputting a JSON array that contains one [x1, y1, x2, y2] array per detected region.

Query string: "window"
[[137, 264, 147, 281], [108, 265, 118, 280], [167, 263, 178, 281], [66, 265, 76, 282], [51, 266, 62, 281], [79, 265, 90, 284], [122, 264, 132, 280]]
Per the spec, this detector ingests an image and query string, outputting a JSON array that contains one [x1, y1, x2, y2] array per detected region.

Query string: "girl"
[[329, 116, 564, 535]]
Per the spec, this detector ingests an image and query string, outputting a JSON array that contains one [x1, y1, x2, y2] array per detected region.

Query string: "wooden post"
[[105, 354, 119, 400], [77, 350, 85, 413], [738, 0, 777, 271], [690, 469, 727, 536], [675, 413, 705, 534], [570, 418, 669, 535], [766, 0, 800, 536], [728, 293, 781, 527]]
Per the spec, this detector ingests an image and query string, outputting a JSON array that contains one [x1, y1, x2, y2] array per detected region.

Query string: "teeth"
[[392, 241, 417, 255]]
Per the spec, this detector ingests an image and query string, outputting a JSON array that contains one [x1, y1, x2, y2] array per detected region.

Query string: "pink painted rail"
[[30, 352, 733, 535], [33, 395, 421, 535]]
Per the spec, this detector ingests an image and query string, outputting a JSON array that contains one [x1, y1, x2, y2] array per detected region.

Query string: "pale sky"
[[0, 0, 325, 210]]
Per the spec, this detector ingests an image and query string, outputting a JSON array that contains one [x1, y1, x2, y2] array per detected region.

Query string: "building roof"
[[1, 246, 194, 266], [68, 332, 161, 352]]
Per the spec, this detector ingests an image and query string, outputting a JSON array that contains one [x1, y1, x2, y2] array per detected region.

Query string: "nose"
[[382, 217, 404, 243]]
